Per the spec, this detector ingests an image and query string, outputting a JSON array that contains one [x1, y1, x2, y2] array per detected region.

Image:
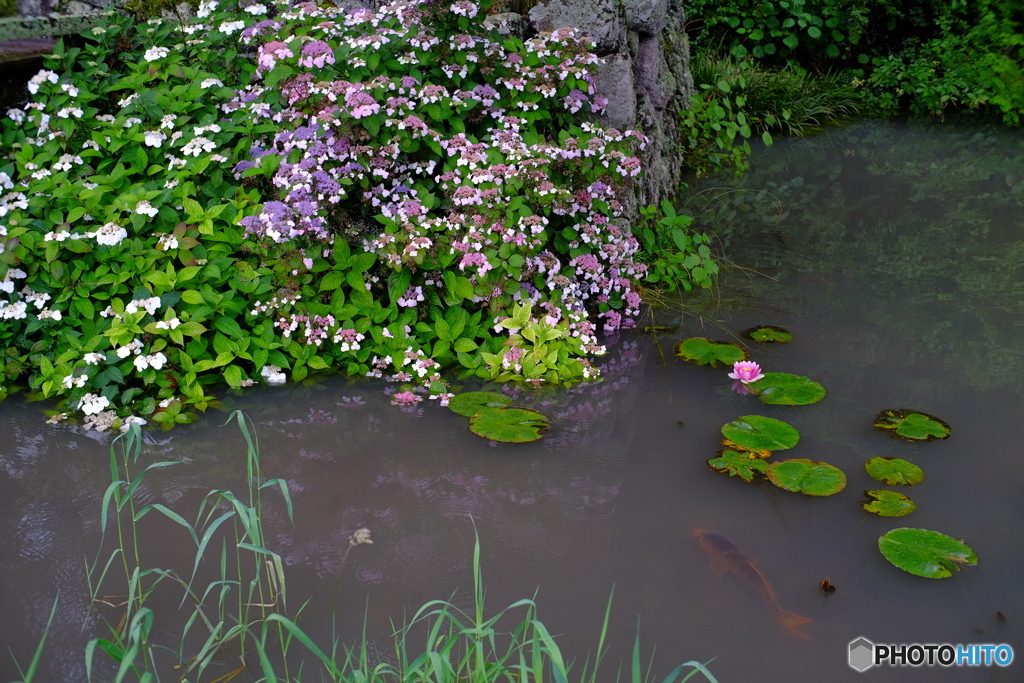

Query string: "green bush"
[[0, 0, 659, 428]]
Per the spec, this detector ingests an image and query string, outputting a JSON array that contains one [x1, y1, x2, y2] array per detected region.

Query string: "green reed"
[[13, 413, 717, 683]]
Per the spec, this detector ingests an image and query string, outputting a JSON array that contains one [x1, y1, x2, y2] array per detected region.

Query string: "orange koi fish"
[[695, 529, 812, 640]]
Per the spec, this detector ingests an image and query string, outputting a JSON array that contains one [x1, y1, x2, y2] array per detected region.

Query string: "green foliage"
[[687, 0, 1023, 125], [446, 390, 512, 417], [877, 528, 978, 579], [469, 406, 550, 442], [741, 325, 793, 343], [19, 415, 719, 681], [636, 199, 719, 291], [766, 458, 847, 495], [720, 415, 800, 452], [686, 0, 871, 62], [873, 409, 951, 441], [0, 0, 648, 427], [706, 449, 769, 481], [673, 337, 748, 367], [865, 457, 924, 486], [862, 489, 916, 517], [681, 51, 858, 175], [748, 372, 826, 405]]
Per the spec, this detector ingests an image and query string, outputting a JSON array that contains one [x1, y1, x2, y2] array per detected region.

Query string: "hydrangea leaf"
[[673, 338, 748, 368], [447, 391, 512, 417], [721, 415, 800, 452], [749, 372, 826, 405], [873, 409, 951, 441], [862, 490, 917, 517], [469, 407, 550, 443], [878, 528, 978, 578], [741, 325, 793, 343], [865, 457, 924, 486], [707, 449, 769, 482], [766, 458, 846, 496]]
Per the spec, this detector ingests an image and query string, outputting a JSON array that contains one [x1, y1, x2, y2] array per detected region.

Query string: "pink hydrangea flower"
[[728, 361, 764, 384]]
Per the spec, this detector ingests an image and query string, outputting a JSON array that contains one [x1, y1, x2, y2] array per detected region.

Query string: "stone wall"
[[505, 0, 693, 211]]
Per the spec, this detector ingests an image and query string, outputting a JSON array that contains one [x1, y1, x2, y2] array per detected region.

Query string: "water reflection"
[[2, 121, 1023, 682]]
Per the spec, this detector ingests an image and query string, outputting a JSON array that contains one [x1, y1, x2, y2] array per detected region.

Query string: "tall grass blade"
[[9, 593, 58, 683]]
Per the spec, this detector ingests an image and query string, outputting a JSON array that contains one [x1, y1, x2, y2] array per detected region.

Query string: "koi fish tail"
[[776, 609, 813, 640]]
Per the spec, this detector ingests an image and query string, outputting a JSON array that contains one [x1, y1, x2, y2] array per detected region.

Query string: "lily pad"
[[721, 415, 800, 453], [448, 391, 512, 417], [862, 490, 917, 517], [706, 450, 769, 482], [469, 407, 550, 443], [749, 373, 826, 406], [877, 528, 978, 578], [741, 325, 793, 344], [673, 338, 748, 368], [874, 409, 951, 441], [865, 457, 924, 486], [766, 459, 847, 496], [720, 438, 772, 459]]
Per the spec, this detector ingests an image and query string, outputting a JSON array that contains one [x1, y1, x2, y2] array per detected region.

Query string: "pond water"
[[2, 120, 1022, 681]]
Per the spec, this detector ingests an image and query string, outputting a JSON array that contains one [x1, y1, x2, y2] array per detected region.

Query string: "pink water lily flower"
[[728, 361, 765, 384]]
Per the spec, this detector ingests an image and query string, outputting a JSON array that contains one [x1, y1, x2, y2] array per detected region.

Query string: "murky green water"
[[2, 120, 1022, 681]]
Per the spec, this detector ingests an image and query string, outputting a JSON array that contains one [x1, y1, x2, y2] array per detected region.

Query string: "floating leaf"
[[742, 325, 793, 344], [766, 459, 847, 496], [721, 415, 800, 452], [469, 407, 550, 443], [749, 372, 826, 406], [720, 438, 772, 459], [673, 338, 748, 368], [877, 528, 978, 578], [706, 450, 769, 482], [447, 391, 512, 417], [862, 490, 917, 517], [865, 457, 924, 486], [874, 409, 951, 441]]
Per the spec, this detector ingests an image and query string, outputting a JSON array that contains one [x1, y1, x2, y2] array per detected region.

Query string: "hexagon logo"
[[849, 637, 875, 672]]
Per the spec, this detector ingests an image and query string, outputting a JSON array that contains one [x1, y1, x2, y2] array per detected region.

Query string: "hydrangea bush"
[[0, 0, 653, 429]]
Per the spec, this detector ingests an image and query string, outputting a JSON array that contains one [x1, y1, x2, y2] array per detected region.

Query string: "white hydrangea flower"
[[196, 0, 217, 17], [244, 3, 266, 13], [80, 393, 110, 415], [62, 373, 87, 389], [144, 130, 167, 147], [22, 287, 50, 308], [53, 154, 83, 172], [27, 69, 59, 95], [119, 415, 147, 432], [44, 229, 72, 242], [144, 46, 170, 62], [155, 317, 180, 329], [181, 136, 215, 157], [37, 308, 62, 321], [219, 20, 245, 34], [0, 300, 27, 319], [116, 339, 143, 358], [83, 352, 105, 364], [200, 78, 223, 89], [261, 364, 287, 385], [157, 234, 179, 250], [135, 200, 159, 217], [93, 223, 128, 246]]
